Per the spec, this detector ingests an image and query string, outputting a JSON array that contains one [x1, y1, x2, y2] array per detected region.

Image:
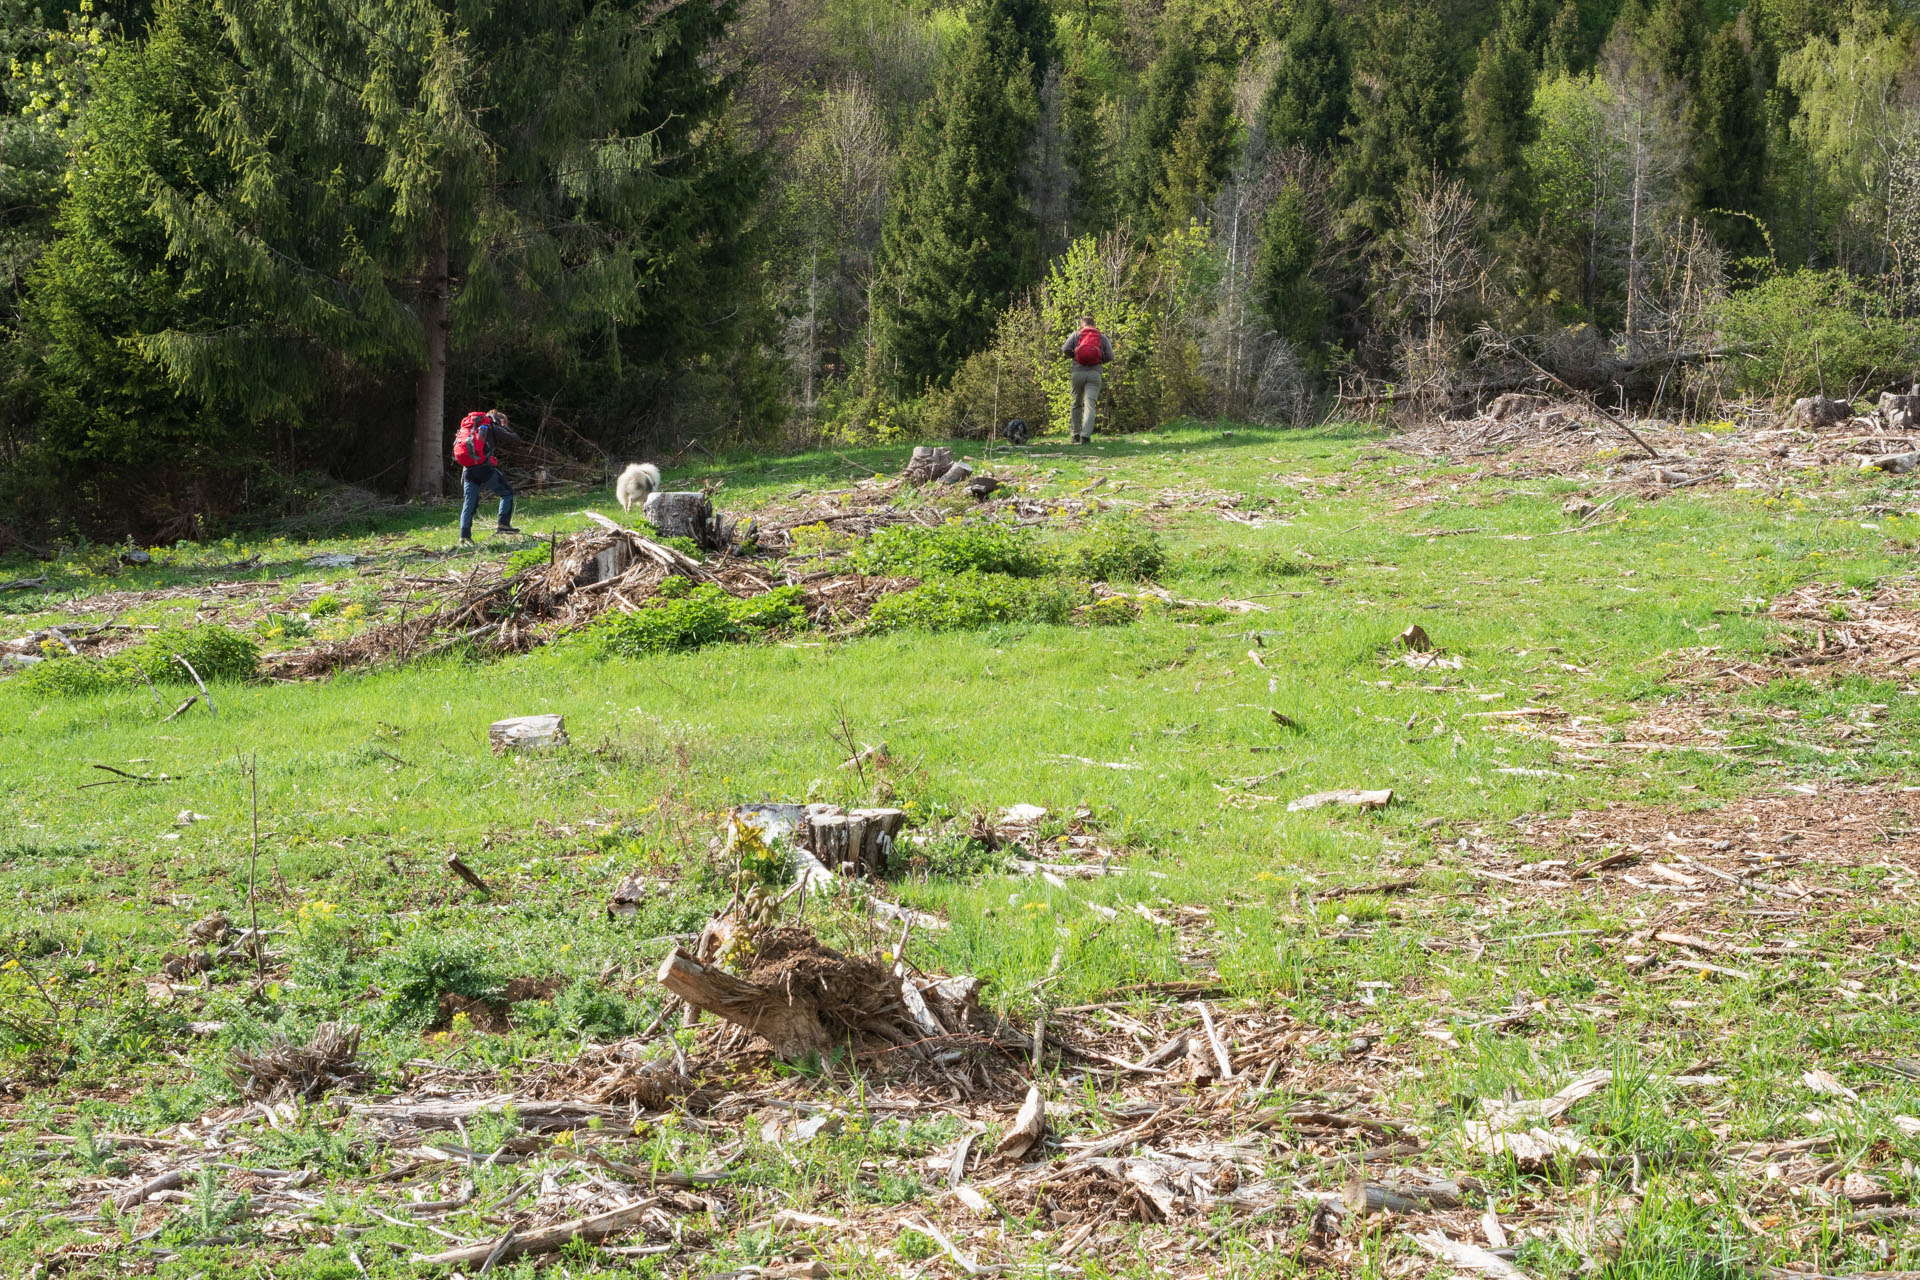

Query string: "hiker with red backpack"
[[452, 409, 524, 543], [1060, 315, 1113, 444]]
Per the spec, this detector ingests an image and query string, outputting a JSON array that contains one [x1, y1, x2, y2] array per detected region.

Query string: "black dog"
[[1003, 417, 1029, 446]]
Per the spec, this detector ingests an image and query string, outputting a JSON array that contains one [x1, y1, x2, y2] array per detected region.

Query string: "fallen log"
[[905, 447, 953, 484]]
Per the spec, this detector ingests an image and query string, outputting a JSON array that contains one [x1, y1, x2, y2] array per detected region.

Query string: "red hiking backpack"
[[452, 411, 494, 468], [1073, 326, 1105, 366]]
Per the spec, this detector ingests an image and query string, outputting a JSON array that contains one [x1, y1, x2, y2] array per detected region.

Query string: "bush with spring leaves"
[[852, 520, 1052, 578], [15, 624, 259, 697], [866, 572, 1084, 633], [599, 581, 807, 655]]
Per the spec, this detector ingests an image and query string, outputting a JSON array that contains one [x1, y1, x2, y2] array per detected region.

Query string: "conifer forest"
[[0, 0, 1917, 538]]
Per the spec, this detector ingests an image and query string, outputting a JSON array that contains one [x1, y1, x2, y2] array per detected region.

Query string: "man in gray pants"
[[1061, 314, 1113, 444]]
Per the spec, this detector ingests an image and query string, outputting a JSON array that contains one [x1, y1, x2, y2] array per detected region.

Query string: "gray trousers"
[[1070, 365, 1102, 439]]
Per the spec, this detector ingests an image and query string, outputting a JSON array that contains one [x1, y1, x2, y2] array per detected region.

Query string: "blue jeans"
[[460, 466, 514, 537]]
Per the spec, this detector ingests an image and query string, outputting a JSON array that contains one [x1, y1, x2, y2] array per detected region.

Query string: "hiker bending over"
[[1061, 315, 1113, 444], [452, 409, 524, 543]]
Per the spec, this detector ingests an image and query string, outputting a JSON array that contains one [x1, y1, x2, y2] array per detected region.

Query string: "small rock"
[[120, 549, 152, 566], [176, 810, 209, 826]]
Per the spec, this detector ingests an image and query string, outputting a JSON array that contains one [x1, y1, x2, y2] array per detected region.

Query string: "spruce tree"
[[1688, 20, 1767, 254], [983, 0, 1055, 88], [1119, 35, 1199, 221], [1464, 0, 1540, 214], [1150, 68, 1236, 235], [141, 0, 759, 497], [1061, 50, 1114, 236], [1253, 180, 1328, 361], [1258, 0, 1350, 153], [1542, 0, 1586, 76], [875, 13, 1038, 389], [1340, 0, 1464, 235]]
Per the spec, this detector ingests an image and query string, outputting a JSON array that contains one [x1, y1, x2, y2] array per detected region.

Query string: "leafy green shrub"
[[1714, 270, 1920, 400], [600, 583, 807, 655], [867, 572, 1082, 632], [1059, 517, 1164, 582], [16, 656, 121, 698], [13, 624, 257, 697], [853, 520, 1052, 578], [308, 594, 341, 617], [512, 977, 648, 1041], [505, 544, 551, 576], [1079, 595, 1143, 626], [369, 933, 506, 1032], [123, 625, 259, 683]]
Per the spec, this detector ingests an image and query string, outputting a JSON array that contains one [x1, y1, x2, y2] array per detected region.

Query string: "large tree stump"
[[656, 949, 833, 1058], [800, 805, 906, 876], [905, 447, 952, 484], [578, 540, 633, 587], [643, 491, 716, 542]]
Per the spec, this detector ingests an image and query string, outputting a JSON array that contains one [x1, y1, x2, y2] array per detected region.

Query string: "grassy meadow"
[[4, 420, 1920, 1277]]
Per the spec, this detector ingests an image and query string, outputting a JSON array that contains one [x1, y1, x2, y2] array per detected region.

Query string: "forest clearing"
[[6, 417, 1920, 1278]]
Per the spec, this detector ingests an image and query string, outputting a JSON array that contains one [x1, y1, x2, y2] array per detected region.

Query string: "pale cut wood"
[[656, 949, 832, 1058], [994, 1084, 1046, 1159], [412, 1198, 657, 1268], [489, 714, 568, 754], [1287, 788, 1393, 812], [1411, 1230, 1534, 1278], [938, 461, 974, 484]]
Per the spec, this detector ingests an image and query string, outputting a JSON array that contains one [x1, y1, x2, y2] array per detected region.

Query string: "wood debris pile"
[[226, 1021, 367, 1101], [1394, 397, 1920, 495], [268, 516, 918, 679]]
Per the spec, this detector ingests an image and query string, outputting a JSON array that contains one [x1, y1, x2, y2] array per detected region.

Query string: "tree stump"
[[905, 447, 952, 484], [578, 539, 633, 587], [489, 714, 568, 754], [655, 950, 833, 1058], [938, 461, 973, 484], [642, 491, 715, 542], [799, 805, 906, 877], [1880, 391, 1918, 433], [1789, 396, 1852, 429]]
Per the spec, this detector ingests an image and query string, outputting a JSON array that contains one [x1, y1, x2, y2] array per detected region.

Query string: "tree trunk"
[[411, 233, 451, 498]]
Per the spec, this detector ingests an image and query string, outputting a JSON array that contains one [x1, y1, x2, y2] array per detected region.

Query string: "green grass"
[[5, 421, 1920, 1275]]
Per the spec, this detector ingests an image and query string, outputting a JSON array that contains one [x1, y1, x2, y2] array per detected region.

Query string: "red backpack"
[[452, 412, 493, 468], [1073, 326, 1105, 366]]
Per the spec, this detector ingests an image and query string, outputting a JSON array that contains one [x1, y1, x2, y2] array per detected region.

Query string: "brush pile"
[[226, 1021, 366, 1101], [269, 514, 915, 679]]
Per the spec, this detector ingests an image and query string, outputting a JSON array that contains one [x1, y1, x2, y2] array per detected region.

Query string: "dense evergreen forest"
[[1, 0, 1917, 538]]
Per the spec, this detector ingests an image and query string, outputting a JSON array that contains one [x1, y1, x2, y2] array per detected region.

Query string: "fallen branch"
[[413, 1199, 656, 1269], [444, 854, 492, 894], [171, 654, 214, 717]]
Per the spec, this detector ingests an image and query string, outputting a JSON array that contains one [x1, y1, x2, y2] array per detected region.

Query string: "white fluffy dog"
[[616, 462, 661, 513]]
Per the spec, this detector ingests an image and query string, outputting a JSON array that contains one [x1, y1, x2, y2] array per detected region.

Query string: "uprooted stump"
[[658, 927, 990, 1061]]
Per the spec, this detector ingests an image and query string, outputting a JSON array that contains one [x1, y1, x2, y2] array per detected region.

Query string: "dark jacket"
[[1062, 327, 1114, 366]]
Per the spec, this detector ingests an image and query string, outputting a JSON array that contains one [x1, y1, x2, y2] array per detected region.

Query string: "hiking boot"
[[495, 524, 523, 535]]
